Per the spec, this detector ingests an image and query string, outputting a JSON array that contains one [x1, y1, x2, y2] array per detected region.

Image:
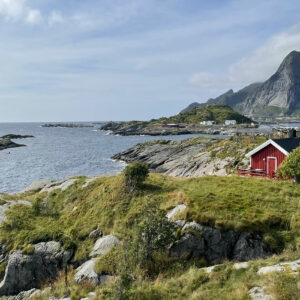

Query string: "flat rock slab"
[[233, 262, 249, 270], [40, 179, 77, 193], [248, 287, 274, 300], [258, 259, 300, 275], [89, 235, 120, 257], [166, 204, 187, 220], [21, 180, 53, 193]]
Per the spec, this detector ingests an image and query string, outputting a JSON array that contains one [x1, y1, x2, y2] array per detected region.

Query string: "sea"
[[0, 122, 226, 194]]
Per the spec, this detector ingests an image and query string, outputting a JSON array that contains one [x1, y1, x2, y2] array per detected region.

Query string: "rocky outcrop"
[[170, 221, 270, 262], [112, 138, 245, 177], [74, 259, 114, 285], [21, 178, 78, 194], [0, 241, 73, 297], [0, 138, 25, 151], [258, 259, 300, 275], [89, 235, 120, 257]]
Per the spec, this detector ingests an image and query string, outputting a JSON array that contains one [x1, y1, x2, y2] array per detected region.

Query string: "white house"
[[225, 120, 237, 125], [200, 120, 215, 126]]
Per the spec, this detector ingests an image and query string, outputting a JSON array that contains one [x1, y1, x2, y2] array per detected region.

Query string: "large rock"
[[74, 259, 115, 285], [21, 180, 53, 193], [89, 235, 120, 257], [6, 288, 39, 300], [232, 232, 270, 261], [0, 241, 73, 297], [40, 179, 77, 193], [74, 259, 99, 284], [170, 222, 270, 262]]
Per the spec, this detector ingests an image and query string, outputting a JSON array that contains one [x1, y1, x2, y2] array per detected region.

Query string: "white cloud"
[[190, 23, 300, 90], [0, 0, 42, 24], [0, 0, 23, 20], [26, 9, 41, 24], [48, 10, 63, 26]]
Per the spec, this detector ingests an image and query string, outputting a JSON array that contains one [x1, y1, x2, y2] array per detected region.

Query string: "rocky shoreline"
[[100, 121, 261, 136], [111, 136, 250, 177]]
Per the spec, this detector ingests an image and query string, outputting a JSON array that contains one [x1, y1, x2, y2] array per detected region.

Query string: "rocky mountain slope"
[[182, 51, 300, 118]]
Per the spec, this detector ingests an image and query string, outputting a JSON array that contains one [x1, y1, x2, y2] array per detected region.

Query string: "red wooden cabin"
[[238, 137, 300, 179]]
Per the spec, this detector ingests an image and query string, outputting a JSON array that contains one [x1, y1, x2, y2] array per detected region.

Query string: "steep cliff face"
[[182, 51, 300, 118], [238, 50, 300, 117]]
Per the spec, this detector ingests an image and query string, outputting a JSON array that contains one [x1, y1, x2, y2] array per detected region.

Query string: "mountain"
[[238, 50, 300, 117], [182, 51, 300, 118], [180, 102, 206, 113]]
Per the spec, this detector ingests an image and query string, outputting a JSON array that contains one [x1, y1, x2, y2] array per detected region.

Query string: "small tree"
[[123, 162, 149, 192], [279, 147, 300, 183]]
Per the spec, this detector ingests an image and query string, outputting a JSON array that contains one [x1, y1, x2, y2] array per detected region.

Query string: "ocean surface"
[[0, 122, 225, 194]]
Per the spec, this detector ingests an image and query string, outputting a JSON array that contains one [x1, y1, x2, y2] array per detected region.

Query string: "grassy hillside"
[[156, 104, 253, 125], [1, 174, 299, 299]]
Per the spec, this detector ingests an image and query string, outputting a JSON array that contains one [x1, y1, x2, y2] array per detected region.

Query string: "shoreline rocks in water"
[[0, 134, 34, 151], [0, 138, 25, 151], [42, 123, 94, 128]]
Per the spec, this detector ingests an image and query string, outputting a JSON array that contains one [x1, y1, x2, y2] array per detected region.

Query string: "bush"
[[123, 162, 149, 193], [279, 147, 300, 183]]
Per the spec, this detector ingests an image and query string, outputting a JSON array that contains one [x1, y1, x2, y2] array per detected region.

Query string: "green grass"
[[1, 174, 299, 260], [2, 174, 299, 299]]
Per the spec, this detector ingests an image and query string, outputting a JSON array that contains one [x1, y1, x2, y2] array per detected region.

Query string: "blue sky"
[[1, 0, 300, 122]]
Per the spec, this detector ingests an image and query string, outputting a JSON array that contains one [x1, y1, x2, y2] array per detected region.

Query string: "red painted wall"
[[251, 144, 286, 171]]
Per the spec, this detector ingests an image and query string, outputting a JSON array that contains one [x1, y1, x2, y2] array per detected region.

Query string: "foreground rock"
[[170, 221, 270, 262], [248, 287, 274, 300], [0, 241, 73, 297], [89, 235, 120, 257]]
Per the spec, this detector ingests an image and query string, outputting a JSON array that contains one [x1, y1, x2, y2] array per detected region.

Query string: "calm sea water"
[[0, 122, 223, 194]]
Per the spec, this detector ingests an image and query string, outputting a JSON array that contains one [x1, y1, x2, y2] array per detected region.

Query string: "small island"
[[42, 123, 94, 128], [100, 104, 257, 136], [0, 134, 34, 151]]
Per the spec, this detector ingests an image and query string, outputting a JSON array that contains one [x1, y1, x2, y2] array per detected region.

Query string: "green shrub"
[[123, 162, 149, 193], [279, 147, 300, 183]]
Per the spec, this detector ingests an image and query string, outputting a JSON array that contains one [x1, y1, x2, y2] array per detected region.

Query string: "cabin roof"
[[245, 138, 300, 158]]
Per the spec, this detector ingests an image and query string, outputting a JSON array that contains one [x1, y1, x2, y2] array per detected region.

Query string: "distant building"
[[224, 120, 237, 125], [162, 124, 186, 128], [200, 121, 215, 126]]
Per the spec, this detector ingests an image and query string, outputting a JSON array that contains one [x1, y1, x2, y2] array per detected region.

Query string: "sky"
[[1, 0, 300, 122]]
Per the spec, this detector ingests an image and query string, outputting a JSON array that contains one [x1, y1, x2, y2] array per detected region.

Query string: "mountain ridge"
[[182, 50, 300, 118]]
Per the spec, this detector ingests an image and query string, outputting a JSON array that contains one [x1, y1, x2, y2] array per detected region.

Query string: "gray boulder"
[[89, 235, 120, 257], [170, 222, 270, 262], [74, 259, 99, 284], [232, 232, 271, 261], [0, 241, 73, 297]]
